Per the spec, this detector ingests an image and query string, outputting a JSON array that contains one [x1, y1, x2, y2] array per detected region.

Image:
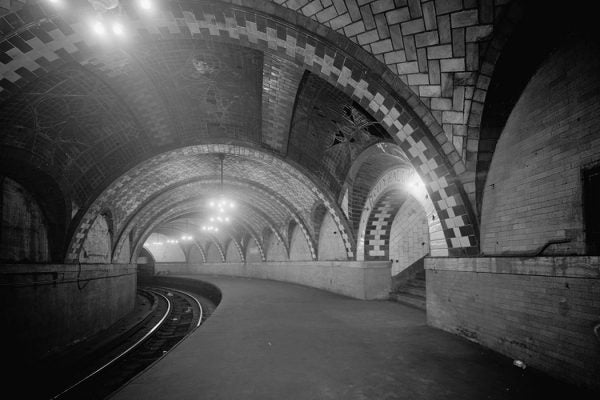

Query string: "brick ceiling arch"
[[472, 1, 597, 221], [356, 166, 447, 259], [84, 145, 334, 263], [0, 61, 147, 205], [288, 71, 394, 197], [1, 0, 501, 173], [1, 0, 483, 258], [156, 220, 245, 262], [0, 153, 70, 262], [362, 188, 408, 261], [123, 184, 294, 254], [342, 142, 411, 236], [128, 200, 271, 263]]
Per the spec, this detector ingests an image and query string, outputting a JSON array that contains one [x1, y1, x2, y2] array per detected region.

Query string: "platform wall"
[[425, 256, 600, 391], [0, 263, 136, 363], [154, 261, 391, 300]]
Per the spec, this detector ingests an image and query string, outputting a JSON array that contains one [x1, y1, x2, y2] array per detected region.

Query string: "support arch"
[[1, 2, 479, 259]]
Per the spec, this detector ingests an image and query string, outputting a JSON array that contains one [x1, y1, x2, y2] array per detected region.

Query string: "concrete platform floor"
[[112, 275, 595, 400]]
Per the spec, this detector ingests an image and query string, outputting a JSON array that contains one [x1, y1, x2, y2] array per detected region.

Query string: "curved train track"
[[50, 286, 213, 399]]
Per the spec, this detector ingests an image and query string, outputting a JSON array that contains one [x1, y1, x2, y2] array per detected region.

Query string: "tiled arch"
[[129, 200, 263, 263], [265, 0, 503, 168], [224, 236, 246, 262], [115, 178, 294, 253], [363, 189, 406, 260], [356, 166, 447, 259], [204, 238, 226, 262], [1, 1, 479, 256], [158, 218, 246, 263], [186, 241, 207, 263], [110, 170, 321, 262], [72, 144, 346, 262], [118, 190, 277, 263], [342, 142, 410, 235]]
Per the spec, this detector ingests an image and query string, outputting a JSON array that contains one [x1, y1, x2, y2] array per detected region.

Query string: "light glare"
[[92, 21, 106, 35], [112, 22, 124, 36], [140, 0, 153, 11]]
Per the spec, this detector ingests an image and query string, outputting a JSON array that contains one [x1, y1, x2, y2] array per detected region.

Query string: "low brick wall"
[[154, 261, 391, 300], [0, 263, 136, 363], [425, 257, 600, 391]]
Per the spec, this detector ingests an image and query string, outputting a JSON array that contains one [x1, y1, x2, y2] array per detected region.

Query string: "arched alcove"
[[245, 237, 263, 263], [317, 212, 347, 261], [289, 224, 312, 261], [143, 233, 186, 262], [0, 177, 50, 263]]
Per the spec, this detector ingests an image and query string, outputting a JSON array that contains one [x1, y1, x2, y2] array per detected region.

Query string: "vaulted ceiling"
[[1, 0, 520, 261]]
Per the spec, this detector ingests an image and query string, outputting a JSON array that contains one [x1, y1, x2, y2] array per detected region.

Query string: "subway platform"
[[113, 275, 594, 400]]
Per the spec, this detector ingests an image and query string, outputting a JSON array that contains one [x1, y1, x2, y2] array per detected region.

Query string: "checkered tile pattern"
[[206, 238, 226, 262], [115, 181, 283, 263], [364, 191, 403, 259], [262, 52, 304, 153], [78, 145, 343, 262], [188, 243, 207, 264], [356, 167, 448, 259], [226, 237, 246, 262], [271, 0, 504, 170], [0, 2, 480, 260]]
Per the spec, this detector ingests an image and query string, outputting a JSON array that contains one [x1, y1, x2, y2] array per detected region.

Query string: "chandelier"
[[201, 154, 235, 232], [44, 0, 156, 38]]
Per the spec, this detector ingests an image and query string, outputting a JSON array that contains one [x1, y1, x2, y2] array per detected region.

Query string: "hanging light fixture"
[[180, 218, 194, 241], [201, 154, 234, 232]]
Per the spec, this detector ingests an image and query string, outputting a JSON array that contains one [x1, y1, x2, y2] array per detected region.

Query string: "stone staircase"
[[389, 259, 426, 311]]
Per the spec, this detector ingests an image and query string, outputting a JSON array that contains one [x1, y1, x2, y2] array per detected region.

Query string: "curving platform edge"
[[111, 275, 594, 400]]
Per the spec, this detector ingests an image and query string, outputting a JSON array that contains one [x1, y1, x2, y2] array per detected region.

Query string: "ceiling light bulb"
[[112, 22, 124, 36], [92, 21, 106, 35], [140, 0, 153, 11], [215, 228, 219, 232]]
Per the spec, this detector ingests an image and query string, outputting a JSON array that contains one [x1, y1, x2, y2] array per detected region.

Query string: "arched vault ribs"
[[110, 178, 292, 263], [223, 236, 245, 263], [362, 189, 407, 261], [5, 5, 480, 258], [205, 235, 226, 263], [357, 168, 447, 261], [78, 145, 347, 263], [129, 203, 267, 264], [187, 240, 207, 264], [119, 191, 293, 264]]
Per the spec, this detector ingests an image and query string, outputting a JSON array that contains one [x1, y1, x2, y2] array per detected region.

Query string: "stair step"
[[389, 292, 426, 311], [408, 279, 425, 288], [403, 285, 425, 297]]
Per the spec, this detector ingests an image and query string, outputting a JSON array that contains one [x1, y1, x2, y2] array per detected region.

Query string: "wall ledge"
[[0, 263, 137, 285], [153, 261, 392, 299], [425, 256, 600, 278]]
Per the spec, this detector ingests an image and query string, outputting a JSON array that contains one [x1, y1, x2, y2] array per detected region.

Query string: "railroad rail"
[[50, 285, 211, 399]]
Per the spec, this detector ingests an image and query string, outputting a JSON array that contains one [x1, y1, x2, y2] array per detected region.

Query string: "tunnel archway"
[[0, 1, 480, 262]]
